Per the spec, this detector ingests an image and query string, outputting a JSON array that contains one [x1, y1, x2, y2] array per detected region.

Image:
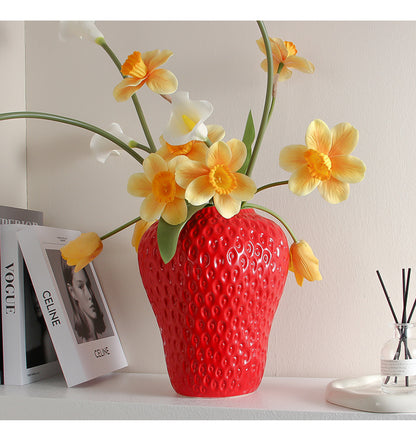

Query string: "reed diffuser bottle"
[[377, 268, 416, 394], [376, 269, 416, 394], [380, 322, 416, 394]]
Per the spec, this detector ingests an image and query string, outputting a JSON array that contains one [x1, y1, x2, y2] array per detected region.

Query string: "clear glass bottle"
[[380, 323, 416, 393]]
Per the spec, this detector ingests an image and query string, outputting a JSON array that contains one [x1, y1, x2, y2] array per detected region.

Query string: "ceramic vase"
[[138, 206, 289, 397]]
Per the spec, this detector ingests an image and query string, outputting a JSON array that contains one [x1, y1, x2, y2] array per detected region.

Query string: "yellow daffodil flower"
[[157, 124, 224, 162], [256, 37, 314, 81], [162, 91, 214, 146], [59, 21, 104, 43], [289, 240, 322, 287], [279, 119, 366, 204], [127, 154, 187, 225], [131, 220, 155, 252], [176, 139, 257, 219], [113, 50, 178, 101], [61, 232, 103, 272]]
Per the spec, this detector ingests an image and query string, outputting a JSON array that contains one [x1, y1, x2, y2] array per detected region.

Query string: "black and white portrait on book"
[[45, 249, 114, 344], [17, 226, 128, 387]]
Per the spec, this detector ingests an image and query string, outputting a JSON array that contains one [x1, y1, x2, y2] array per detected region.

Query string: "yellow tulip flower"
[[131, 220, 155, 252], [289, 240, 322, 287], [279, 119, 366, 204], [61, 232, 103, 272]]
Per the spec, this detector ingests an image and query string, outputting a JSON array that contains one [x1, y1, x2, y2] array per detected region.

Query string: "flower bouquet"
[[0, 21, 366, 397]]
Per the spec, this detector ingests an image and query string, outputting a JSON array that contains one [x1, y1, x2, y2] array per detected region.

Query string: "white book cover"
[[17, 225, 127, 387], [1, 224, 60, 385], [0, 205, 44, 384]]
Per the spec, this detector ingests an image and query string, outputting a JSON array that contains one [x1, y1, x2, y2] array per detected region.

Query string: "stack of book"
[[0, 205, 127, 387]]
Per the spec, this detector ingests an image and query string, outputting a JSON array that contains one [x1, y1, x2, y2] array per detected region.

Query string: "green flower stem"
[[97, 39, 122, 68], [98, 40, 156, 153], [243, 202, 298, 243], [0, 111, 144, 164], [267, 63, 283, 123], [128, 140, 152, 154], [100, 216, 142, 241], [267, 96, 276, 124], [246, 21, 274, 177], [204, 137, 213, 147], [131, 95, 157, 153], [256, 180, 289, 193]]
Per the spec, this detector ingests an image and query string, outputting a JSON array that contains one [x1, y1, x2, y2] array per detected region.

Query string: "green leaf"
[[157, 203, 208, 264], [238, 110, 255, 174]]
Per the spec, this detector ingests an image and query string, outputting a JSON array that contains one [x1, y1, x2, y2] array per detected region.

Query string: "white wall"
[[0, 22, 27, 208], [10, 20, 416, 379]]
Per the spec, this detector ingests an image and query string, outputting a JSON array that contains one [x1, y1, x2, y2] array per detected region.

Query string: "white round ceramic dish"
[[325, 375, 416, 413]]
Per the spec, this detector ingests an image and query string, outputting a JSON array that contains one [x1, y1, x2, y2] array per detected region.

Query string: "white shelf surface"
[[0, 372, 415, 420]]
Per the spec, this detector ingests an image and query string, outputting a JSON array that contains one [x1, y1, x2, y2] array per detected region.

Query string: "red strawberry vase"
[[138, 206, 289, 397]]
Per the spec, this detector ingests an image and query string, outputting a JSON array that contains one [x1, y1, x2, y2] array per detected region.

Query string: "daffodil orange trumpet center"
[[284, 41, 297, 56], [209, 164, 237, 195], [166, 140, 194, 156], [304, 149, 332, 181], [121, 51, 148, 79], [152, 170, 177, 203]]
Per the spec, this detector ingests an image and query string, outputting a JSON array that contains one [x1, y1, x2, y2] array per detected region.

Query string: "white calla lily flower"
[[59, 21, 104, 43], [90, 123, 133, 163], [162, 91, 213, 146]]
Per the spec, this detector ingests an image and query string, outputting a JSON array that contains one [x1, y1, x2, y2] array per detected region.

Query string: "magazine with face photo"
[[45, 249, 114, 345], [16, 226, 127, 387]]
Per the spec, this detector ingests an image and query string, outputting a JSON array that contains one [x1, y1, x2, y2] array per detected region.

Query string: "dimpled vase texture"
[[138, 207, 289, 397]]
